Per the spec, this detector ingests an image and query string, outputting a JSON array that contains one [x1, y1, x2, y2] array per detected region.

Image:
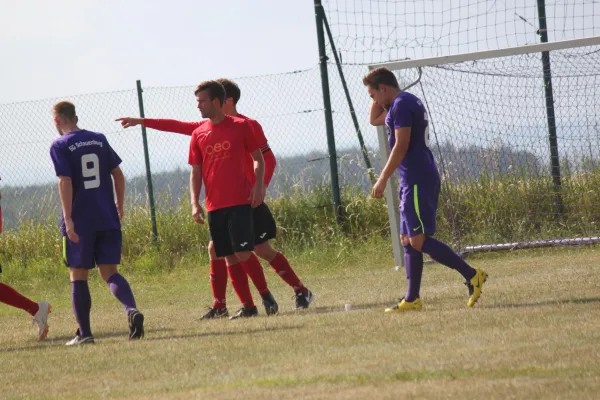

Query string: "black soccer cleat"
[[261, 292, 279, 316], [200, 307, 229, 320], [229, 306, 259, 320], [128, 308, 145, 340], [295, 288, 314, 309]]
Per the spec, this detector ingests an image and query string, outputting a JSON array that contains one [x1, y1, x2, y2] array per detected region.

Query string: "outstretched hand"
[[115, 117, 143, 129]]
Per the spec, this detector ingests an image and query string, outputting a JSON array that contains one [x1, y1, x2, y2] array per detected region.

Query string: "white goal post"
[[369, 36, 600, 268]]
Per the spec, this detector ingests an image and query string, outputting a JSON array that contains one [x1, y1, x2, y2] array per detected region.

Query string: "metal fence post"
[[136, 80, 158, 243]]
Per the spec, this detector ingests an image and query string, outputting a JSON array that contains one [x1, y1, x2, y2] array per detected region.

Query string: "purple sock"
[[404, 244, 423, 302], [107, 273, 137, 314], [71, 280, 92, 337], [421, 237, 476, 281]]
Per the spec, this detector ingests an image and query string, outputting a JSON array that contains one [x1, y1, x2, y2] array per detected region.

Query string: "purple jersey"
[[50, 130, 122, 235], [385, 92, 439, 186]]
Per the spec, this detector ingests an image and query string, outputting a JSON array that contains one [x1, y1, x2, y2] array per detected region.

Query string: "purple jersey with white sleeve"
[[385, 92, 439, 186], [50, 130, 122, 235]]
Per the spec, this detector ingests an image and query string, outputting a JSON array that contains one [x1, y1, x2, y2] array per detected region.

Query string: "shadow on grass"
[[0, 327, 176, 354], [0, 324, 305, 354], [144, 323, 302, 342], [277, 300, 394, 316], [482, 297, 600, 309]]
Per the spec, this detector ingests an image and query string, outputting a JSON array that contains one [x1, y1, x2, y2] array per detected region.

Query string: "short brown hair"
[[216, 78, 241, 105], [194, 80, 226, 105], [362, 67, 399, 89], [53, 101, 77, 120]]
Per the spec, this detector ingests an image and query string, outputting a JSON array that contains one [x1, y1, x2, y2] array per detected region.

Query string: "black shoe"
[[261, 292, 279, 316], [200, 307, 229, 320], [229, 306, 259, 320], [295, 289, 314, 309], [128, 308, 145, 340]]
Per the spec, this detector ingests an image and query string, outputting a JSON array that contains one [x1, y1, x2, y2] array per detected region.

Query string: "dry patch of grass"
[[1, 246, 599, 399]]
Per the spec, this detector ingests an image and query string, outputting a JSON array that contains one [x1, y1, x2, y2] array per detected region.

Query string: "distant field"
[[1, 243, 599, 399]]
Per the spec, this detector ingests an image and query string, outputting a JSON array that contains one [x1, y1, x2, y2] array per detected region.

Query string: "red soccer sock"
[[210, 259, 228, 309], [0, 283, 39, 316], [241, 253, 270, 296], [269, 252, 305, 293], [227, 262, 255, 308]]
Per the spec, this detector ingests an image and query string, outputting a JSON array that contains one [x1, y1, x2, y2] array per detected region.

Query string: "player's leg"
[[64, 234, 95, 345], [236, 203, 279, 315], [0, 282, 51, 339], [209, 207, 256, 319], [200, 241, 229, 319], [385, 207, 424, 313], [96, 230, 144, 339], [229, 204, 266, 318], [252, 203, 313, 309], [407, 183, 488, 307]]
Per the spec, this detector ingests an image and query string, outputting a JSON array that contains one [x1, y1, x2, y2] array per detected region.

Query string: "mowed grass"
[[1, 242, 600, 400]]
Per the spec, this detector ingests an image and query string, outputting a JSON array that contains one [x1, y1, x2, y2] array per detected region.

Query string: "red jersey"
[[237, 114, 277, 186], [188, 115, 259, 212], [145, 115, 277, 186]]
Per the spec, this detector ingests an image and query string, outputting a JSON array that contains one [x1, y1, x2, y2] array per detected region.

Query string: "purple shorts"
[[399, 182, 440, 238], [63, 230, 122, 269]]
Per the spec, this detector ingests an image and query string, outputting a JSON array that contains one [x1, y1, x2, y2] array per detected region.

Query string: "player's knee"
[[409, 234, 425, 252], [207, 241, 218, 260], [69, 268, 89, 281], [224, 255, 239, 266], [254, 242, 276, 262], [98, 265, 118, 282], [235, 251, 252, 262]]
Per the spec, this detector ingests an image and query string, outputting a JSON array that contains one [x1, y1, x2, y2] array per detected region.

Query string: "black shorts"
[[253, 203, 277, 245], [208, 204, 255, 258], [252, 203, 277, 245]]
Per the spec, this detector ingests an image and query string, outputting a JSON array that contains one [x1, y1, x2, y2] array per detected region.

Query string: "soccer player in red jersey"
[[116, 79, 313, 318], [121, 81, 266, 318], [0, 181, 51, 340]]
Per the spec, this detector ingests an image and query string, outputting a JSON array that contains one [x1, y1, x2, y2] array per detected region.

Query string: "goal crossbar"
[[369, 35, 600, 71], [370, 36, 600, 268]]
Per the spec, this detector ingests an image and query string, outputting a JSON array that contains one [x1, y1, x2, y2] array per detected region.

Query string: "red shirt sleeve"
[[263, 151, 277, 186], [242, 121, 259, 153], [248, 120, 267, 146], [188, 132, 203, 165], [145, 119, 202, 136]]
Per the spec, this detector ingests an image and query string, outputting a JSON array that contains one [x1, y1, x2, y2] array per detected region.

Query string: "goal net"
[[371, 36, 600, 264]]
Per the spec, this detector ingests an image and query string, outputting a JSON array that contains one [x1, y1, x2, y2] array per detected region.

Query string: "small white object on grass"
[[344, 304, 352, 312]]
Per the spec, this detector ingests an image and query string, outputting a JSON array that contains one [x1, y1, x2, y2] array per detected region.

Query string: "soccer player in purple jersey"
[[50, 101, 144, 345], [364, 67, 488, 312]]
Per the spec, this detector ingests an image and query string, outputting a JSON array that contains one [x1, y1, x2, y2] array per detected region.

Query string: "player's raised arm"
[[111, 167, 125, 220], [115, 117, 201, 136], [369, 101, 387, 126]]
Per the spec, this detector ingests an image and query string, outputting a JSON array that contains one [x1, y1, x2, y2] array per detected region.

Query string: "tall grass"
[[1, 171, 599, 278]]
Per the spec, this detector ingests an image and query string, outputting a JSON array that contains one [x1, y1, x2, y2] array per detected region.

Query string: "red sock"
[[269, 253, 305, 293], [0, 283, 39, 316], [227, 263, 255, 308], [242, 253, 270, 296], [210, 259, 228, 309]]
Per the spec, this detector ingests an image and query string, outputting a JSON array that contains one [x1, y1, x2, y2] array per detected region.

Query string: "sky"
[[1, 0, 599, 188], [0, 0, 319, 103]]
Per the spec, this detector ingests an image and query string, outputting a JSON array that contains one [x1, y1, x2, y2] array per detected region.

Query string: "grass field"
[[1, 240, 599, 400]]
